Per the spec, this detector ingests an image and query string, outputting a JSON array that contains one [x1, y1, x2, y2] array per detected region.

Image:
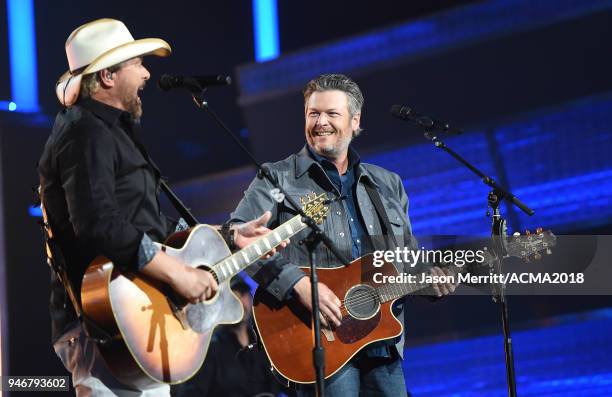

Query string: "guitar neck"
[[375, 262, 468, 302], [211, 215, 307, 284]]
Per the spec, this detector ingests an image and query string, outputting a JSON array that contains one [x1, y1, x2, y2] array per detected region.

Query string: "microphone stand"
[[418, 122, 533, 397], [190, 90, 349, 397]]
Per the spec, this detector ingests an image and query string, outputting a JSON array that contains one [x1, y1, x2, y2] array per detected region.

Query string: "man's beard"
[[124, 96, 142, 119], [310, 129, 352, 158], [120, 83, 144, 119]]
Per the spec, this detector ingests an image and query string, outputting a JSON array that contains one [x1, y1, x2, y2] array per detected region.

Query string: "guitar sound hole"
[[345, 284, 380, 320]]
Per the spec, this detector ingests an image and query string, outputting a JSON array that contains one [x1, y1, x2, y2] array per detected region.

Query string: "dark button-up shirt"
[[38, 98, 178, 341], [307, 145, 369, 260]]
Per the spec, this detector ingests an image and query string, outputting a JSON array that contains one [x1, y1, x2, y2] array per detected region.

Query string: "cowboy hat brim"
[[56, 38, 171, 106]]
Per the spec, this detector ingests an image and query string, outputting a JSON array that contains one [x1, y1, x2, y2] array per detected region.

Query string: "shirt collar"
[[305, 144, 361, 174], [295, 145, 380, 188], [77, 97, 135, 128]]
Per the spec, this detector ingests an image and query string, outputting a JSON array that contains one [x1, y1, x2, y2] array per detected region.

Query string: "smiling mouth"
[[313, 130, 334, 137]]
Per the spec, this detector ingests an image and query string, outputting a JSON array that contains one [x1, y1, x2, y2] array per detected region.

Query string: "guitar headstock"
[[505, 227, 556, 262], [301, 192, 330, 225]]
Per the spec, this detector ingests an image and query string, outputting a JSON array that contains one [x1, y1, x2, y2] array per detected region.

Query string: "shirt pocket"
[[383, 200, 407, 244]]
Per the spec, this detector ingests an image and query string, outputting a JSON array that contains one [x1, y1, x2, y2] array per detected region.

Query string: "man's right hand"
[[141, 250, 218, 304], [169, 266, 218, 304], [293, 277, 342, 327]]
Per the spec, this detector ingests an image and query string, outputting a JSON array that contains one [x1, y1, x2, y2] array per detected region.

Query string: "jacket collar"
[[294, 145, 379, 188]]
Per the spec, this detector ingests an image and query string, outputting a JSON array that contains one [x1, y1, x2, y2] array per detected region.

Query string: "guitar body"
[[253, 254, 403, 384], [81, 225, 244, 389]]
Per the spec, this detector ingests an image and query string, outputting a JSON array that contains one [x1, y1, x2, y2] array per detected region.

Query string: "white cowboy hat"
[[56, 18, 171, 106]]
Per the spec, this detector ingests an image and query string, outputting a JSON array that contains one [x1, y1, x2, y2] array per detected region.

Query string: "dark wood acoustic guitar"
[[253, 229, 556, 384], [80, 193, 330, 389]]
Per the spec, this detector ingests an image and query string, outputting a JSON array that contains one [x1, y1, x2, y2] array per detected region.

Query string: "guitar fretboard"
[[375, 261, 467, 302], [211, 215, 307, 284]]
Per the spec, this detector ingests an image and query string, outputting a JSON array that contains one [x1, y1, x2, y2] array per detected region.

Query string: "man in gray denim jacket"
[[231, 74, 454, 396]]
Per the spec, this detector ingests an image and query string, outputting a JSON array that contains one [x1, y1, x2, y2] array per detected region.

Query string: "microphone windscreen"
[[157, 74, 176, 91]]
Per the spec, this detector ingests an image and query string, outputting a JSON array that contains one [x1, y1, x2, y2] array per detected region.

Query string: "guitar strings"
[[337, 282, 415, 314], [337, 267, 465, 314]]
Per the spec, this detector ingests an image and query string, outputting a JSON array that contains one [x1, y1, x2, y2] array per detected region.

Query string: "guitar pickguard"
[[336, 311, 381, 344]]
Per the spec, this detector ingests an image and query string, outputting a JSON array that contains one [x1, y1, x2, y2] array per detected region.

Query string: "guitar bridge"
[[167, 297, 190, 330], [321, 327, 335, 342]]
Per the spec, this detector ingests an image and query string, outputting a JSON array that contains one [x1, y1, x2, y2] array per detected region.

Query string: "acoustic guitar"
[[80, 192, 330, 389], [253, 229, 556, 384]]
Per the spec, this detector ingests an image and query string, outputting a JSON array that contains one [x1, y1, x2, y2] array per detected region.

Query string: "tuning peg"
[[525, 230, 531, 235], [546, 249, 552, 255], [300, 197, 305, 204], [536, 227, 543, 234], [534, 253, 542, 260], [513, 232, 520, 237]]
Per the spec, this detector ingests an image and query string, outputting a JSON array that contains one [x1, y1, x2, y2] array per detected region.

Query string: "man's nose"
[[143, 66, 151, 81], [316, 114, 328, 126]]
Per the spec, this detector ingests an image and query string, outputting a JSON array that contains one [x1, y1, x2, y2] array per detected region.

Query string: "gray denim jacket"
[[231, 146, 422, 355]]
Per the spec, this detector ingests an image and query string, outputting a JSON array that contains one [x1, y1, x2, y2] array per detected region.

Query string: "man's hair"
[[303, 73, 364, 136], [79, 61, 125, 99]]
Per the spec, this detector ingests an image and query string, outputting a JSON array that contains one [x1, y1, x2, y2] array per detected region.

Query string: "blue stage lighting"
[[6, 0, 39, 113], [252, 0, 280, 62], [28, 205, 43, 218]]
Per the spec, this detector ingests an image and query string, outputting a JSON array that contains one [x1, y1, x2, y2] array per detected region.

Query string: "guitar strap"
[[159, 180, 199, 227], [128, 122, 199, 227], [364, 181, 399, 251]]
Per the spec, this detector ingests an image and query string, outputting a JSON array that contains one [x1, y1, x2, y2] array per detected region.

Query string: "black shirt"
[[38, 98, 176, 341]]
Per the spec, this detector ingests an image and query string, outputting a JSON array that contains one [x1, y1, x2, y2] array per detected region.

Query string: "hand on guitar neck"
[[430, 266, 458, 297], [293, 277, 343, 327], [139, 211, 287, 305], [233, 211, 290, 256]]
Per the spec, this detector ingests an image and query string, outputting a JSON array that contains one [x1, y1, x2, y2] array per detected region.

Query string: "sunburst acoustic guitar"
[[80, 192, 330, 389]]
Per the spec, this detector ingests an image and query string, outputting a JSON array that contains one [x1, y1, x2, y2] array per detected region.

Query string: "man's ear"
[[98, 69, 115, 88], [351, 112, 361, 133]]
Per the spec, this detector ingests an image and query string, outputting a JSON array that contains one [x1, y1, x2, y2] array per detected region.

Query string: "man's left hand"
[[430, 266, 457, 297], [233, 211, 289, 257]]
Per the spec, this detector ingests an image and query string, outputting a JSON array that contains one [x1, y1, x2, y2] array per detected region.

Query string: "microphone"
[[157, 74, 232, 92], [390, 104, 462, 134]]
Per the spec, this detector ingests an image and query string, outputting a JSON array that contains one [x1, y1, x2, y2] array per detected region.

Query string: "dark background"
[[0, 0, 611, 394]]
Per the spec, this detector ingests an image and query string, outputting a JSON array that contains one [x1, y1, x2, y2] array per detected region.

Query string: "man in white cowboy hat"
[[38, 18, 278, 396]]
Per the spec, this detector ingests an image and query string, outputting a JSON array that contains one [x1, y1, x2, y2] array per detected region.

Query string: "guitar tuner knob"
[[534, 253, 542, 260], [536, 227, 543, 234], [525, 230, 531, 235], [513, 232, 520, 237], [546, 249, 552, 255]]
